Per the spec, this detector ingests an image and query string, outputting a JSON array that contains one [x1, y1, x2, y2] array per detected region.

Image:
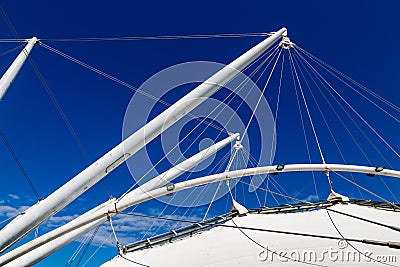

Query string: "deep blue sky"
[[0, 0, 399, 266]]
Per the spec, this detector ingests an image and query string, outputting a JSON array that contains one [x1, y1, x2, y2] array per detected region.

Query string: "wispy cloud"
[[303, 194, 319, 202], [0, 205, 29, 217], [8, 194, 20, 200], [44, 214, 80, 229]]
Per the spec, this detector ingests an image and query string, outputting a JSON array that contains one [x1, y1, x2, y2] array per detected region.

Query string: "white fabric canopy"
[[102, 203, 400, 266]]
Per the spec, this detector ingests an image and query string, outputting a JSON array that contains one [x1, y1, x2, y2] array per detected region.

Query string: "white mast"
[[127, 133, 240, 194], [3, 220, 105, 267], [0, 133, 239, 266], [4, 163, 400, 266], [0, 27, 287, 252], [0, 37, 37, 101]]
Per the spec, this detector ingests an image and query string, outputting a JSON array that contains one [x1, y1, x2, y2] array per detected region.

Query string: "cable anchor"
[[279, 32, 294, 50], [233, 135, 243, 150], [107, 213, 123, 255]]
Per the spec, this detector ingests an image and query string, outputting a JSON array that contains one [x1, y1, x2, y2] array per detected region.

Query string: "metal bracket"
[[327, 189, 350, 202], [280, 36, 294, 50], [233, 135, 243, 150]]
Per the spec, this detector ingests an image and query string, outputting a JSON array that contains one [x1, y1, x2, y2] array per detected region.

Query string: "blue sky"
[[0, 0, 399, 266]]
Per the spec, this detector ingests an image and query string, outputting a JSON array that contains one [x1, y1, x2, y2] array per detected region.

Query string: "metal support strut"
[[0, 37, 37, 100]]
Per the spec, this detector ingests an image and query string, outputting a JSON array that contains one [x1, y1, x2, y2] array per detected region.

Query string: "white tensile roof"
[[101, 200, 400, 266]]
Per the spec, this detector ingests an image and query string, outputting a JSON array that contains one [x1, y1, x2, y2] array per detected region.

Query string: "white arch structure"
[[141, 163, 400, 202], [3, 163, 399, 266]]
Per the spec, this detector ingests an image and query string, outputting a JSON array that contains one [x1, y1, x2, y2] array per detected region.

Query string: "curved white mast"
[[0, 37, 37, 101], [0, 26, 287, 252], [4, 163, 400, 266]]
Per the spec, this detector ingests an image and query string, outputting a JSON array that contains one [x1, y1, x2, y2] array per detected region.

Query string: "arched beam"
[[3, 163, 399, 266], [142, 163, 400, 203]]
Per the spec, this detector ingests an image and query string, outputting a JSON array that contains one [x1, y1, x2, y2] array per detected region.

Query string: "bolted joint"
[[280, 36, 294, 50], [234, 137, 243, 150]]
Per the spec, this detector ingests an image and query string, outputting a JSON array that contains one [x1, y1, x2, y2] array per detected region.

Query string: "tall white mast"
[[0, 28, 287, 252], [0, 37, 37, 100], [0, 27, 286, 252], [0, 133, 239, 265]]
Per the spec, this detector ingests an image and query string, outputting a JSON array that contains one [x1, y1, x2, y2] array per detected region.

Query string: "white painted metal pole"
[[0, 133, 239, 265], [116, 163, 400, 214], [129, 132, 240, 195], [3, 219, 105, 267], [0, 37, 37, 101], [0, 28, 287, 253], [1, 202, 115, 266], [4, 163, 400, 266]]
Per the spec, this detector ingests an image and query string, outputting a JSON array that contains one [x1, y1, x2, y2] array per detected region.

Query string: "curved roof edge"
[[123, 198, 400, 253]]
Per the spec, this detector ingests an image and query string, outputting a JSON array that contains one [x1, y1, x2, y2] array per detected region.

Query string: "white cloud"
[[44, 214, 80, 229], [0, 205, 29, 218], [8, 194, 20, 200], [303, 194, 319, 202]]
